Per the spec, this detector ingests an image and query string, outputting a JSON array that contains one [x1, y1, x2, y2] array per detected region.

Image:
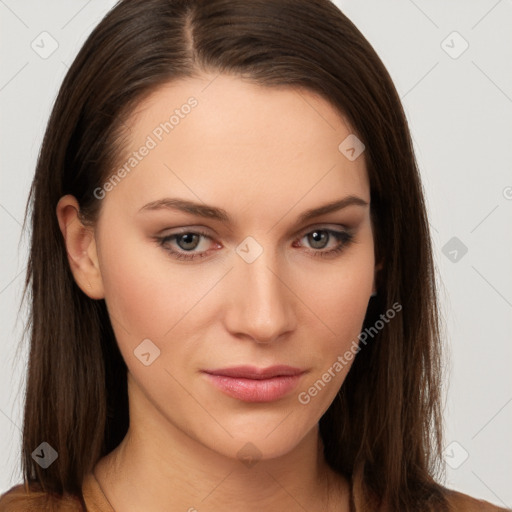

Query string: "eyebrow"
[[138, 195, 369, 224]]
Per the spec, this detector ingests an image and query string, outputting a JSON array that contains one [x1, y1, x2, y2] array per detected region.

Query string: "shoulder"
[[0, 483, 83, 512], [444, 488, 511, 512]]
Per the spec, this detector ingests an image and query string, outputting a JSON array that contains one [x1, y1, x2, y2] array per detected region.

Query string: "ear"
[[56, 195, 105, 300], [371, 259, 384, 297]]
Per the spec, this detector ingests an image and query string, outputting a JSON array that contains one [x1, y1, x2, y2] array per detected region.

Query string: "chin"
[[198, 419, 312, 464]]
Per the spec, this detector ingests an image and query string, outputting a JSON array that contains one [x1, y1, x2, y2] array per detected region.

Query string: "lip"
[[202, 365, 306, 402]]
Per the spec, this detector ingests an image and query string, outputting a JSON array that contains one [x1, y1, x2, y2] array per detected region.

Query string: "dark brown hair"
[[7, 0, 449, 510]]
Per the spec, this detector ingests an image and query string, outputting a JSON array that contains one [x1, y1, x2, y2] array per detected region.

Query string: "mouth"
[[201, 365, 307, 402]]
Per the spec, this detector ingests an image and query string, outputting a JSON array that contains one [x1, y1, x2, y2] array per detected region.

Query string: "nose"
[[224, 245, 296, 345]]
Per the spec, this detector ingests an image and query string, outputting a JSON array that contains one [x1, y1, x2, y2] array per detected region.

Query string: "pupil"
[[179, 233, 198, 250], [309, 231, 327, 249]]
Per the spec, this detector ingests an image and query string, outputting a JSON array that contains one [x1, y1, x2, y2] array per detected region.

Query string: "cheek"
[[294, 285, 371, 414], [296, 244, 374, 392], [327, 283, 371, 347], [97, 225, 226, 376], [301, 252, 374, 342], [97, 226, 185, 342]]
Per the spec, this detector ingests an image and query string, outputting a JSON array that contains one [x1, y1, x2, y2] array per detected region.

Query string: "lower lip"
[[203, 373, 303, 402]]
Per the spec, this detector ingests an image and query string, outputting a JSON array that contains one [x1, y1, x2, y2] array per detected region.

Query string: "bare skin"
[[57, 73, 381, 511]]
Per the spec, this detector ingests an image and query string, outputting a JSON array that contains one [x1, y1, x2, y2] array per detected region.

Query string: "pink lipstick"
[[202, 365, 305, 402]]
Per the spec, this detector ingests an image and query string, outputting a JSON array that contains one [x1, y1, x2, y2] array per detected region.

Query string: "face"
[[60, 73, 378, 462]]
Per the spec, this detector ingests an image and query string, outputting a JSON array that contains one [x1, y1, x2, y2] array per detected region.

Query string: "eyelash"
[[155, 228, 355, 262]]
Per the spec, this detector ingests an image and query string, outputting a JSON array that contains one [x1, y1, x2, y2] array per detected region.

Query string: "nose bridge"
[[226, 236, 295, 343]]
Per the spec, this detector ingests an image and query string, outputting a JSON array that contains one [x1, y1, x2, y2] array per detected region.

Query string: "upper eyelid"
[[298, 224, 350, 235]]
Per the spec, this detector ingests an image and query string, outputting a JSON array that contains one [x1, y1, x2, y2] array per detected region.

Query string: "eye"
[[155, 229, 216, 261], [294, 228, 355, 258], [154, 227, 355, 261]]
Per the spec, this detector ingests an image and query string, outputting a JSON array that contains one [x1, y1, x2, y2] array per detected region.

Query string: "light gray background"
[[1, 0, 511, 507]]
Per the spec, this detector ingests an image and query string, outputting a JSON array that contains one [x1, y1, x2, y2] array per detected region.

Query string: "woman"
[[0, 0, 508, 510]]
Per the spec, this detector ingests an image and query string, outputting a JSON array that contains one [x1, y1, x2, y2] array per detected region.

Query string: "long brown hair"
[[8, 0, 448, 509]]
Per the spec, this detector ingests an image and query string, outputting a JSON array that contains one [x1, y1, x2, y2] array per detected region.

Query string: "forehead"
[[126, 73, 359, 151], [105, 74, 369, 221]]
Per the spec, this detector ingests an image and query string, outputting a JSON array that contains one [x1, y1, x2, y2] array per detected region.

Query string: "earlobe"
[[56, 195, 105, 300]]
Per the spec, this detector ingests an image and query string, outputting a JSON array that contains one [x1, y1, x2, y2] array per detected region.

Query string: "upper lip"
[[202, 365, 305, 380]]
